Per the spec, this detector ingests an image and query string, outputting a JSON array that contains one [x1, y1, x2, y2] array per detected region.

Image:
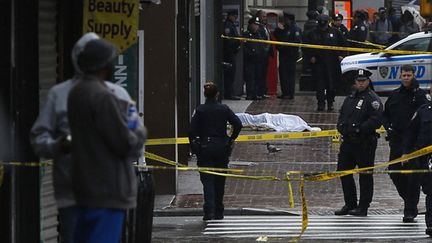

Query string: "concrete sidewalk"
[[155, 94, 425, 217]]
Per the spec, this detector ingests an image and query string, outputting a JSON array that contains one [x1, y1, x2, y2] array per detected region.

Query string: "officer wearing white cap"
[[335, 69, 383, 217]]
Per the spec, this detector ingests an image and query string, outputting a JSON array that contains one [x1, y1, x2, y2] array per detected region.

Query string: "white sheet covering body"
[[236, 113, 321, 132]]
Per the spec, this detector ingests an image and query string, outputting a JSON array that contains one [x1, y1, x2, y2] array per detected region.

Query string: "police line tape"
[[146, 128, 386, 145], [346, 39, 386, 49], [221, 35, 432, 55]]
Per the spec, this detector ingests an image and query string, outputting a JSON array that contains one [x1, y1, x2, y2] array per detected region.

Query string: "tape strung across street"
[[221, 35, 432, 55]]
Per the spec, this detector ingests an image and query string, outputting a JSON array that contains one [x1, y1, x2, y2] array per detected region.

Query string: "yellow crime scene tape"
[[221, 35, 432, 55], [346, 39, 386, 49]]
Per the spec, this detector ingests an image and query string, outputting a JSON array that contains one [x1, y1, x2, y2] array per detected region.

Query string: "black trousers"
[[279, 55, 297, 97], [337, 138, 377, 208], [223, 53, 237, 98], [312, 62, 337, 105], [388, 138, 420, 215], [257, 58, 268, 97], [244, 60, 262, 99], [414, 156, 432, 227], [197, 141, 229, 217]]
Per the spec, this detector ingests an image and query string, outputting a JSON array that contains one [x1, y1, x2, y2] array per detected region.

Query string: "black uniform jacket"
[[274, 23, 302, 58], [383, 82, 429, 136], [337, 88, 383, 139]]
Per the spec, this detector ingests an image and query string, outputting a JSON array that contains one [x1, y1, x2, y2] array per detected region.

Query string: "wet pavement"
[[152, 94, 431, 242]]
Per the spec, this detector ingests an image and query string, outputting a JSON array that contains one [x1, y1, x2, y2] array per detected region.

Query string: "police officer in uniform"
[[403, 86, 432, 236], [348, 10, 368, 49], [189, 82, 243, 220], [243, 18, 265, 100], [305, 14, 346, 111], [331, 14, 348, 37], [383, 64, 429, 222], [335, 69, 383, 216], [223, 10, 241, 100], [274, 12, 302, 99]]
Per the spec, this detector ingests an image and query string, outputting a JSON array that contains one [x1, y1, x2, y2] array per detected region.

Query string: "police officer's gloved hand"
[[385, 127, 395, 141], [54, 134, 72, 155], [347, 124, 361, 135]]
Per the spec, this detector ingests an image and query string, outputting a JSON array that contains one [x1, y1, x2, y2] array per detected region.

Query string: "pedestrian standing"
[[331, 14, 348, 37], [403, 85, 432, 237], [189, 82, 242, 220], [347, 10, 369, 52], [256, 10, 273, 99], [399, 10, 420, 39], [223, 9, 241, 100], [370, 7, 393, 46], [243, 18, 265, 100], [274, 12, 302, 100], [304, 14, 346, 111], [383, 65, 429, 223], [335, 69, 383, 217], [30, 33, 140, 243], [67, 37, 147, 242]]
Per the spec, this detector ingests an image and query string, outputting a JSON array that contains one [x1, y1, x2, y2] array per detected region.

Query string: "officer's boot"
[[426, 227, 432, 237], [335, 205, 356, 215], [348, 207, 368, 216], [403, 207, 418, 223], [327, 102, 334, 111], [317, 101, 325, 111]]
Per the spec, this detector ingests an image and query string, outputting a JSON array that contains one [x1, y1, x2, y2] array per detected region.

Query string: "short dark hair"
[[401, 64, 415, 73], [204, 82, 218, 98]]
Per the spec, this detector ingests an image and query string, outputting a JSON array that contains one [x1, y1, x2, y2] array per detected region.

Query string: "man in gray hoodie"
[[30, 32, 143, 243]]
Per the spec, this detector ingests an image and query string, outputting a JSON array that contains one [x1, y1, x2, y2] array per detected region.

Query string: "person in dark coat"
[[370, 7, 393, 46], [274, 12, 302, 99], [189, 82, 243, 220], [348, 10, 369, 51], [243, 17, 265, 100], [399, 10, 420, 39], [331, 13, 348, 37], [223, 9, 241, 100], [383, 65, 429, 223], [67, 37, 147, 242], [304, 14, 347, 111], [255, 10, 273, 99], [403, 85, 432, 237], [335, 69, 383, 217]]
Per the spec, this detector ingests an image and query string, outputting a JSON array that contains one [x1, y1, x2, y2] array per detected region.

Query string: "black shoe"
[[287, 95, 294, 100], [317, 103, 325, 111], [327, 103, 334, 111], [277, 95, 285, 99], [214, 214, 224, 220], [335, 205, 356, 215], [262, 95, 270, 99], [228, 96, 241, 100], [246, 96, 255, 100], [255, 96, 263, 100], [426, 227, 432, 237], [203, 214, 214, 221], [348, 207, 368, 216], [403, 215, 416, 223]]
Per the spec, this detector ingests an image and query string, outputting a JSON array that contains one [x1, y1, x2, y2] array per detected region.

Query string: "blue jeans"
[[74, 207, 125, 243]]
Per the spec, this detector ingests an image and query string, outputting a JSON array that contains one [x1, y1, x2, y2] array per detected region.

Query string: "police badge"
[[372, 100, 380, 110], [379, 66, 389, 79], [427, 94, 432, 101]]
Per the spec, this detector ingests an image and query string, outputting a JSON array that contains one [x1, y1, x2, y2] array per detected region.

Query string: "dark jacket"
[[348, 21, 368, 43], [403, 102, 432, 155], [189, 99, 242, 141], [305, 26, 347, 64], [274, 23, 302, 58], [337, 88, 383, 140], [332, 23, 349, 37], [383, 82, 429, 139], [243, 29, 266, 62], [223, 19, 240, 60], [67, 76, 146, 209]]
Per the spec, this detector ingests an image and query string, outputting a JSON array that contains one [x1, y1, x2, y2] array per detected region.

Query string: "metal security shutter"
[[39, 0, 58, 242]]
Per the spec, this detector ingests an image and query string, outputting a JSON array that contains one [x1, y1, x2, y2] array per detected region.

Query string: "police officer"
[[305, 14, 346, 111], [403, 86, 432, 237], [335, 69, 383, 217], [274, 12, 302, 99], [383, 64, 429, 222], [331, 14, 348, 37], [223, 10, 241, 100], [347, 10, 369, 55], [243, 18, 265, 100], [256, 10, 273, 99], [189, 82, 243, 220]]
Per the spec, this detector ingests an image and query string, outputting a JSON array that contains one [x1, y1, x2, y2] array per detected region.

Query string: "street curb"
[[154, 207, 300, 217]]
